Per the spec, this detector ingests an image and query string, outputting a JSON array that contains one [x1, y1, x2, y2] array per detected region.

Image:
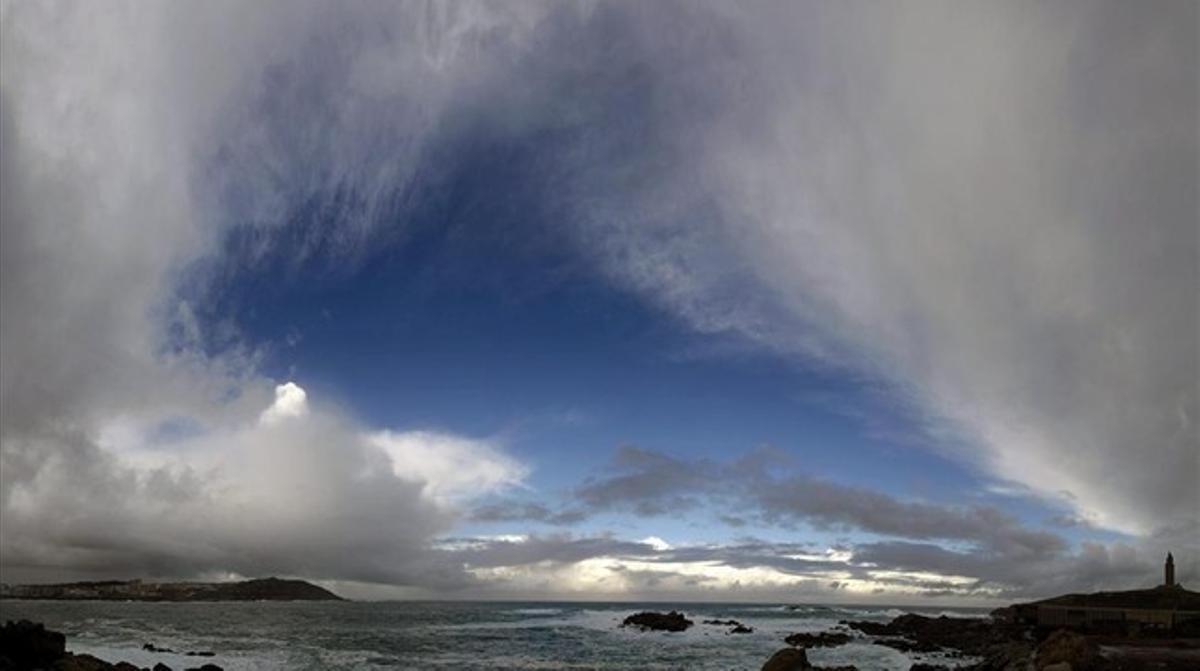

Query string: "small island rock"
[[620, 611, 693, 632], [784, 631, 851, 648]]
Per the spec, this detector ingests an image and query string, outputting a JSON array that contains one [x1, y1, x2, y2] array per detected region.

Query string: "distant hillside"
[[0, 577, 343, 602]]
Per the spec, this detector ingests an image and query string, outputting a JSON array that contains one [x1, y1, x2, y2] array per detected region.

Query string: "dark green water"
[[0, 600, 987, 670]]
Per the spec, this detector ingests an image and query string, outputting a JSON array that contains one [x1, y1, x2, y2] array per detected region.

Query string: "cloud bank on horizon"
[[0, 1, 1195, 601]]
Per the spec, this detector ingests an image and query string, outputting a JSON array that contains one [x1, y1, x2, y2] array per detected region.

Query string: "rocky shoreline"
[[0, 620, 223, 671], [759, 610, 1200, 671], [618, 609, 1199, 671]]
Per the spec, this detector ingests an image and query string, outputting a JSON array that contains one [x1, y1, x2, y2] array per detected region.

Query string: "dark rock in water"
[[813, 666, 858, 671], [142, 643, 215, 659], [0, 619, 66, 668], [872, 637, 942, 653], [49, 653, 143, 670], [844, 613, 1023, 656], [838, 619, 894, 636], [761, 647, 811, 671], [784, 631, 851, 648], [702, 618, 752, 633], [620, 611, 693, 632], [153, 664, 173, 671], [909, 665, 952, 671], [184, 665, 224, 671]]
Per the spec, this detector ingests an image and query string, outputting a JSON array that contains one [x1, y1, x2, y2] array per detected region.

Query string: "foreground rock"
[[0, 620, 65, 669], [0, 577, 342, 602], [1035, 630, 1098, 670], [760, 648, 859, 671], [762, 648, 811, 671], [0, 620, 224, 671], [621, 611, 693, 632]]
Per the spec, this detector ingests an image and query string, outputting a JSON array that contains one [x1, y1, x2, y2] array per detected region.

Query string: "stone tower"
[[1165, 552, 1175, 587]]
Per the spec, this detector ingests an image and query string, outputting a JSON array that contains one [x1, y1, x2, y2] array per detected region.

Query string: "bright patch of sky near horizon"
[[0, 0, 1194, 602]]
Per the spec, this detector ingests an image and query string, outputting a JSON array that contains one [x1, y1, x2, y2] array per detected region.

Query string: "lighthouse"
[[1165, 552, 1175, 588]]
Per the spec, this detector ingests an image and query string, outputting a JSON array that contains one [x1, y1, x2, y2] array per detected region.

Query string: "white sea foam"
[[68, 642, 279, 671]]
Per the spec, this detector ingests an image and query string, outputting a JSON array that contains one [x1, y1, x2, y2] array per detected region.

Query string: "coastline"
[[2, 598, 1197, 670]]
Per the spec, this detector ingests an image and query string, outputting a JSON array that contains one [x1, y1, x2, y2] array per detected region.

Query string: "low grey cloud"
[[752, 477, 1067, 558], [469, 445, 1195, 596], [469, 502, 589, 526], [851, 540, 1167, 600], [497, 446, 1065, 555], [438, 534, 661, 569], [428, 528, 1193, 601], [575, 447, 723, 516]]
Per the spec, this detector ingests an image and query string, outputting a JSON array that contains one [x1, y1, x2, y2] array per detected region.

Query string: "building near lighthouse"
[[1015, 553, 1200, 634]]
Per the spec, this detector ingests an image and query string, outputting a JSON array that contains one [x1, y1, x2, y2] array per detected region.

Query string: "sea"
[[0, 600, 988, 670]]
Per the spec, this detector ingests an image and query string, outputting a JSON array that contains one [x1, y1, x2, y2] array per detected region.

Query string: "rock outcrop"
[[620, 611, 693, 632], [841, 613, 1022, 656]]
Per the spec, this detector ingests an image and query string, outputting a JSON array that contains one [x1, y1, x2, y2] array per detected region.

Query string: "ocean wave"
[[509, 608, 564, 616]]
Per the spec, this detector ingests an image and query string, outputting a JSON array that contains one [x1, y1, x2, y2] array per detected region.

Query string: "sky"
[[0, 1, 1196, 605]]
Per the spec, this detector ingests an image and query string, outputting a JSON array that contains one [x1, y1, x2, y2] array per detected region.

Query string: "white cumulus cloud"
[[258, 382, 309, 425]]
